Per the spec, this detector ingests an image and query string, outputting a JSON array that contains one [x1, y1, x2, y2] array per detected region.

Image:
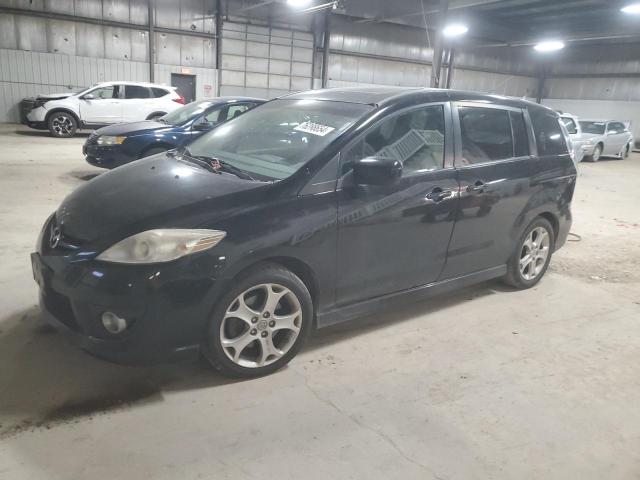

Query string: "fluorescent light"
[[443, 23, 468, 38], [287, 0, 311, 6], [621, 3, 640, 13], [534, 40, 565, 52]]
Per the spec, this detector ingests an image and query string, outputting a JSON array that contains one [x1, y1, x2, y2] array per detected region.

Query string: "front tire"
[[203, 263, 313, 378], [48, 112, 77, 138], [586, 144, 602, 162], [502, 218, 555, 289], [623, 144, 630, 159]]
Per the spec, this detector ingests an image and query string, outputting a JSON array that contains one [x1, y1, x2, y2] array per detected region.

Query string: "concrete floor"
[[0, 123, 639, 480]]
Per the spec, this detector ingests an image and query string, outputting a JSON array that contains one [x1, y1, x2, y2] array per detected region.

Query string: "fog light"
[[101, 311, 127, 334]]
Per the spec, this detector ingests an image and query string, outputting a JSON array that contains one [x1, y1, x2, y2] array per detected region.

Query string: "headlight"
[[583, 139, 593, 147], [97, 135, 126, 146], [96, 229, 226, 264]]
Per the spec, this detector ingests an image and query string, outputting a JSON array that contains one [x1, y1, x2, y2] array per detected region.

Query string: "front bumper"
[[31, 248, 225, 365], [83, 143, 136, 169]]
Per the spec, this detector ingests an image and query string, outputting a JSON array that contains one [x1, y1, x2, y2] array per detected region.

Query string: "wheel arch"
[[537, 211, 559, 241], [45, 108, 80, 124], [146, 111, 167, 120]]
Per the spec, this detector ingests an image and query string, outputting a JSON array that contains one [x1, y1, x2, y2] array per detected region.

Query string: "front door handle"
[[425, 187, 453, 203], [466, 180, 486, 194]]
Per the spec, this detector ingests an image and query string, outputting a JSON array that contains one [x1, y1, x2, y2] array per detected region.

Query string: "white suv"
[[21, 81, 185, 137]]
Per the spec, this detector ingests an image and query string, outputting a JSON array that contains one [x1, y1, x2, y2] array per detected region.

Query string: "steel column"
[[321, 10, 331, 88], [148, 0, 155, 82], [430, 0, 449, 88]]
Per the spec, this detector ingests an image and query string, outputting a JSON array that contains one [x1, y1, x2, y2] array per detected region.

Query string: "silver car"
[[560, 113, 585, 164], [579, 119, 634, 162]]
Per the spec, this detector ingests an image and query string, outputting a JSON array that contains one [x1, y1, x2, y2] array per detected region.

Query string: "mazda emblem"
[[49, 226, 62, 249]]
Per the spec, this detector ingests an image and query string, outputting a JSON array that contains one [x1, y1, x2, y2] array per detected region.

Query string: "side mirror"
[[353, 157, 402, 186], [82, 93, 94, 100], [193, 120, 216, 131]]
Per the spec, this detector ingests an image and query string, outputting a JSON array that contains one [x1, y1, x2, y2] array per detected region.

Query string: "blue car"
[[83, 97, 265, 169]]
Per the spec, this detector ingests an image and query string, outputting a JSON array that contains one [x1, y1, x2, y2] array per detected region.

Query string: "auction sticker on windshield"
[[294, 121, 335, 137]]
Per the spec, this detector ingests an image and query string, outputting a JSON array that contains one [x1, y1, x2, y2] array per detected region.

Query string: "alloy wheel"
[[592, 145, 601, 161], [519, 226, 550, 281], [219, 283, 302, 368], [52, 116, 74, 136]]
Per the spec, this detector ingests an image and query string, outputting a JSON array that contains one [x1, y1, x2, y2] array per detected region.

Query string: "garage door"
[[220, 22, 313, 99]]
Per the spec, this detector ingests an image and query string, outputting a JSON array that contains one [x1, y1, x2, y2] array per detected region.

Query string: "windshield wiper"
[[182, 148, 255, 180]]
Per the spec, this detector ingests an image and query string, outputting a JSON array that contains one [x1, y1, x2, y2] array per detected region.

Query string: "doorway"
[[171, 73, 196, 104]]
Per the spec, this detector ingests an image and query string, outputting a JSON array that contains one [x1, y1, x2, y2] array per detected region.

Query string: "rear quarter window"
[[529, 109, 568, 156], [151, 87, 169, 98]]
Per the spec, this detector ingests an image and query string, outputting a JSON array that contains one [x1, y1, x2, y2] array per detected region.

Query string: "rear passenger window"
[[151, 87, 168, 98], [342, 105, 445, 176], [510, 111, 530, 157], [458, 107, 513, 165], [529, 109, 568, 156], [125, 85, 151, 99]]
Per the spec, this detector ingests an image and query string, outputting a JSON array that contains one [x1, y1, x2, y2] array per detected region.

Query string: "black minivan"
[[32, 88, 576, 377]]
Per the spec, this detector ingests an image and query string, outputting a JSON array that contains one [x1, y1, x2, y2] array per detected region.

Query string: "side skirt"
[[316, 265, 507, 329]]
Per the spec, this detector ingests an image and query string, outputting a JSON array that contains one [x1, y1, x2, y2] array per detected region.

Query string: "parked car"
[[21, 81, 185, 138], [559, 113, 585, 164], [83, 97, 265, 169], [31, 88, 576, 377], [579, 119, 634, 161]]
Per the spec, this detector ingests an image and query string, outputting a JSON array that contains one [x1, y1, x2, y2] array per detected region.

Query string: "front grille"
[[43, 287, 80, 332], [19, 98, 36, 123], [42, 217, 83, 255]]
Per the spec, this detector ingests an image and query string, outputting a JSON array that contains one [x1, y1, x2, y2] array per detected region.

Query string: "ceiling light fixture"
[[533, 40, 565, 52], [621, 3, 640, 13], [442, 23, 468, 38], [287, 0, 312, 7]]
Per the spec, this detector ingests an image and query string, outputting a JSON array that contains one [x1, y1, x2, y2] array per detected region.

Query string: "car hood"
[[56, 153, 267, 244], [39, 92, 75, 100], [95, 121, 166, 136]]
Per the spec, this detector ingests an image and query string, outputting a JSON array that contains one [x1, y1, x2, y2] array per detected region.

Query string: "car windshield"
[[162, 101, 217, 126], [185, 99, 373, 181], [579, 121, 606, 135]]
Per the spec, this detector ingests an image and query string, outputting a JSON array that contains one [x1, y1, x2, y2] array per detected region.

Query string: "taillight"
[[173, 93, 185, 104]]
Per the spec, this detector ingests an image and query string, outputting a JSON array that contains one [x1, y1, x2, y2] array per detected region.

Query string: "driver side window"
[[342, 105, 445, 176], [89, 85, 116, 99]]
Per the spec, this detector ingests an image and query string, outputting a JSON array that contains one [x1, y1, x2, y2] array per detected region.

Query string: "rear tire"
[[202, 263, 313, 378], [47, 112, 77, 138], [502, 217, 555, 290]]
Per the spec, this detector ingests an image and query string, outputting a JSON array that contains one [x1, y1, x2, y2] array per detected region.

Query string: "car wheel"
[[587, 144, 602, 162], [623, 144, 630, 159], [502, 217, 555, 289], [48, 112, 77, 138], [203, 263, 313, 378], [147, 113, 166, 121], [140, 146, 170, 158]]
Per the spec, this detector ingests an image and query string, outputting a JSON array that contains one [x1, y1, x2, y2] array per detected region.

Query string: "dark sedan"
[[34, 88, 576, 378], [83, 97, 265, 169]]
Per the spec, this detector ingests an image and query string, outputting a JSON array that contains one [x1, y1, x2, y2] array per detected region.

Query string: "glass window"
[[204, 108, 223, 123], [510, 111, 530, 157], [151, 87, 169, 98], [124, 85, 151, 99], [226, 104, 250, 121], [608, 122, 626, 134], [560, 117, 578, 134], [88, 85, 116, 100], [186, 99, 372, 181], [342, 105, 445, 176], [459, 107, 513, 165], [530, 109, 568, 156], [579, 121, 605, 135], [161, 100, 216, 126]]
